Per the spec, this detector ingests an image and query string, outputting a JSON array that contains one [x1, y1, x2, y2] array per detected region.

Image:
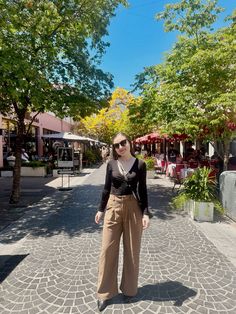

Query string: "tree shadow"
[[0, 254, 28, 283], [111, 281, 197, 307], [0, 171, 180, 243], [73, 171, 91, 177], [0, 176, 61, 230], [148, 184, 177, 220], [0, 183, 104, 243]]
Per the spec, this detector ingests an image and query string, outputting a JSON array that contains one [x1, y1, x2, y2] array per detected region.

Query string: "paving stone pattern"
[[0, 165, 236, 313]]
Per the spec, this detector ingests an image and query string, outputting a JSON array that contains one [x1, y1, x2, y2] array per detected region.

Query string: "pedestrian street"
[[0, 164, 236, 313]]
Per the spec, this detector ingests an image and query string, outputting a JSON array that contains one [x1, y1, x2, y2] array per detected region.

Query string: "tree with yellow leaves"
[[76, 87, 142, 143]]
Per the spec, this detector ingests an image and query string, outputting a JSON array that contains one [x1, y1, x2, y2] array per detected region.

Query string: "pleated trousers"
[[97, 194, 143, 300]]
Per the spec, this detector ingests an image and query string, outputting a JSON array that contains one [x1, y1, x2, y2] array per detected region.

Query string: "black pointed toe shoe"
[[97, 299, 109, 312], [123, 295, 134, 303]]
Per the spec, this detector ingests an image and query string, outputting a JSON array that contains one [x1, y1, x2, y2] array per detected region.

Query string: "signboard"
[[57, 147, 74, 168]]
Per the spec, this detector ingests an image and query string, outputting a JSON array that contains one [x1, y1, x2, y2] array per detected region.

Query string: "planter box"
[[1, 168, 47, 177], [190, 200, 214, 222], [53, 169, 60, 177], [21, 166, 46, 177], [184, 199, 194, 214], [1, 170, 13, 177], [147, 170, 155, 179]]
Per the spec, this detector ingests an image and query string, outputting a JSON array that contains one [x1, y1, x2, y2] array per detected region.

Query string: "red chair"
[[210, 160, 217, 166], [189, 161, 199, 168], [161, 160, 166, 169], [172, 165, 184, 192], [200, 160, 210, 167], [155, 159, 166, 175], [208, 168, 218, 180], [175, 164, 185, 173]]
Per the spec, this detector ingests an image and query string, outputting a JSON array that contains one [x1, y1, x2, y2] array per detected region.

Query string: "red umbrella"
[[148, 132, 162, 142], [135, 132, 189, 144], [139, 135, 149, 144]]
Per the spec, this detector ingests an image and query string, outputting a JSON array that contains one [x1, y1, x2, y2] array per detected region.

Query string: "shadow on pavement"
[[0, 177, 59, 232], [148, 184, 177, 220], [0, 177, 58, 208], [28, 183, 105, 239], [0, 254, 28, 283], [74, 172, 91, 177], [29, 183, 179, 239], [137, 281, 197, 305], [0, 178, 178, 243], [111, 281, 197, 307]]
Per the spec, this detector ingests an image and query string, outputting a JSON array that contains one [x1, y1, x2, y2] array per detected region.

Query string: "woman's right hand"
[[95, 211, 104, 224]]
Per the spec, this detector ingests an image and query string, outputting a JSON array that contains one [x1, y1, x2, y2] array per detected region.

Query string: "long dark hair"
[[112, 132, 135, 160]]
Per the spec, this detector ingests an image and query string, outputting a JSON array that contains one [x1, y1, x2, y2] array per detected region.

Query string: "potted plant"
[[21, 160, 47, 176], [172, 167, 224, 222], [82, 149, 97, 167], [144, 157, 155, 170], [140, 156, 156, 178]]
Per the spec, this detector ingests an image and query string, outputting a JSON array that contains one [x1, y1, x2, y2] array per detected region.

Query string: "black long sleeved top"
[[98, 158, 149, 215]]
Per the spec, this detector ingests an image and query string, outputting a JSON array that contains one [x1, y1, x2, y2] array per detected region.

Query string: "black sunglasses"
[[113, 139, 127, 149]]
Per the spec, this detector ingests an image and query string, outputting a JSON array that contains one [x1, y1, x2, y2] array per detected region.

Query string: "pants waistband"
[[110, 194, 134, 200]]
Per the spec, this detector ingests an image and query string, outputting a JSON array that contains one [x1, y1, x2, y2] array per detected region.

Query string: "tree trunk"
[[214, 139, 230, 171], [223, 139, 230, 171], [9, 123, 24, 204]]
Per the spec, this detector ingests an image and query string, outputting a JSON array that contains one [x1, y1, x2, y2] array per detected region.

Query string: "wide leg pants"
[[97, 194, 143, 300]]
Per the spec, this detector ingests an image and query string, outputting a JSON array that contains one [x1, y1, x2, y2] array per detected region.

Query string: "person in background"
[[227, 153, 236, 170], [185, 141, 195, 161], [194, 149, 204, 162], [101, 146, 109, 163], [167, 144, 179, 163], [21, 149, 29, 163], [6, 152, 16, 168], [95, 132, 151, 312]]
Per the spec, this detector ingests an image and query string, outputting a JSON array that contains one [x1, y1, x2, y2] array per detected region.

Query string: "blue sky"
[[100, 0, 235, 92]]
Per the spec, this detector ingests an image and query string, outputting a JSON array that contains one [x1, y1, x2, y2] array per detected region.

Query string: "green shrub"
[[144, 157, 155, 170], [172, 167, 225, 215], [171, 193, 188, 211], [22, 160, 46, 168], [83, 150, 97, 164], [93, 149, 102, 162], [1, 165, 13, 171], [135, 154, 144, 160], [182, 167, 216, 202]]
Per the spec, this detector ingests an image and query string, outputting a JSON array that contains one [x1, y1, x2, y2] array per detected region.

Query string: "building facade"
[[0, 112, 74, 168]]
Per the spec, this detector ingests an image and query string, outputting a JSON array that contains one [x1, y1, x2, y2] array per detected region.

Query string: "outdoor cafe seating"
[[155, 160, 219, 191], [154, 159, 166, 175], [171, 164, 185, 191], [135, 131, 222, 191], [165, 160, 219, 192]]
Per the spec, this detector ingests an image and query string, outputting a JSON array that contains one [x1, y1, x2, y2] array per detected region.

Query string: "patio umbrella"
[[148, 132, 163, 142], [42, 132, 88, 141]]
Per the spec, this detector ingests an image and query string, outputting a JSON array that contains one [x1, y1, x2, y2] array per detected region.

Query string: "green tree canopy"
[[0, 0, 127, 119], [156, 0, 223, 43], [133, 6, 236, 162], [0, 0, 127, 203]]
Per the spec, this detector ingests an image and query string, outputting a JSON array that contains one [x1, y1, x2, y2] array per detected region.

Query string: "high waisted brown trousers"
[[97, 194, 143, 300]]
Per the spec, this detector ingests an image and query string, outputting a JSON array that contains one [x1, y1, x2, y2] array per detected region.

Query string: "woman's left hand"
[[142, 215, 150, 230]]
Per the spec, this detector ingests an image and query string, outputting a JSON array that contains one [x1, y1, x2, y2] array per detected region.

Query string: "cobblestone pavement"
[[0, 165, 236, 313]]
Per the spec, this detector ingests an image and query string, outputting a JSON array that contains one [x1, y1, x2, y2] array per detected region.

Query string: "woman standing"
[[95, 132, 151, 311]]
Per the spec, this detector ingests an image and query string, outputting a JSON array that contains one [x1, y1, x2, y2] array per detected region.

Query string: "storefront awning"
[[134, 132, 189, 144], [42, 132, 89, 141]]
